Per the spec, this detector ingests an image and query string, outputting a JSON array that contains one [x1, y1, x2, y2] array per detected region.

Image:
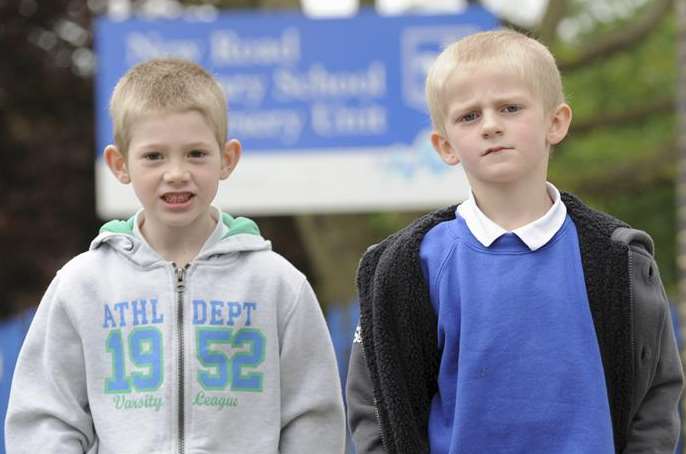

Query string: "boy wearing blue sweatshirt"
[[346, 30, 683, 453], [5, 58, 345, 454]]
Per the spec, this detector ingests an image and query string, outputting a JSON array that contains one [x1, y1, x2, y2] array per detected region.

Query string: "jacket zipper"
[[362, 340, 388, 450], [625, 248, 636, 439], [174, 263, 190, 454], [373, 397, 387, 450]]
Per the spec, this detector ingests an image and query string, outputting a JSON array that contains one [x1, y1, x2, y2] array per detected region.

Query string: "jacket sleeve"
[[622, 234, 684, 453], [278, 280, 346, 454], [346, 324, 387, 454], [4, 275, 96, 454]]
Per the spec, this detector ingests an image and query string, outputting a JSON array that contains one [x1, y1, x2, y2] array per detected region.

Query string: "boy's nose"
[[481, 113, 503, 138], [163, 163, 190, 183]]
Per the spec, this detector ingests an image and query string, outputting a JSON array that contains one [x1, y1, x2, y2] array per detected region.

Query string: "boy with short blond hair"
[[110, 58, 230, 158], [347, 30, 683, 453], [6, 58, 346, 454]]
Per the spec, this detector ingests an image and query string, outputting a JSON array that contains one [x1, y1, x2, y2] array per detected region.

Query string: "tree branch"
[[558, 0, 673, 72], [538, 0, 568, 45], [569, 96, 674, 135], [569, 140, 676, 198]]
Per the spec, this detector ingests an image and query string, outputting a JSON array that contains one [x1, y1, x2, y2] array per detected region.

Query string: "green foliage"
[[593, 183, 677, 296], [549, 3, 678, 291], [561, 16, 676, 117]]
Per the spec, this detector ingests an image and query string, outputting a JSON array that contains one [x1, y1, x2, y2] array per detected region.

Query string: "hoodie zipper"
[[174, 263, 190, 454]]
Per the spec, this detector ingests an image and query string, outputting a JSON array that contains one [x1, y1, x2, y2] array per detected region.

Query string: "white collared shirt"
[[456, 182, 567, 251]]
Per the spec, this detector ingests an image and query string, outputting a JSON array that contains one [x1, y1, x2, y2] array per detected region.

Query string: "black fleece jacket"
[[348, 192, 683, 454]]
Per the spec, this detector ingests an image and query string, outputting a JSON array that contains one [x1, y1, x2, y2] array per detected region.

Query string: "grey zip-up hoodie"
[[5, 209, 345, 454]]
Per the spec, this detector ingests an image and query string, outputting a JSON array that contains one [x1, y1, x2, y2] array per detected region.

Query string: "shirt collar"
[[456, 182, 567, 251]]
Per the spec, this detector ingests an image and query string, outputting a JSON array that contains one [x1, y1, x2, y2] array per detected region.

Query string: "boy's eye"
[[188, 150, 208, 158], [458, 112, 479, 123], [502, 104, 521, 113], [142, 152, 162, 161]]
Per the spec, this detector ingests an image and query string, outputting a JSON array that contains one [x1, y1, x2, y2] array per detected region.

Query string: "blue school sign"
[[94, 8, 498, 216]]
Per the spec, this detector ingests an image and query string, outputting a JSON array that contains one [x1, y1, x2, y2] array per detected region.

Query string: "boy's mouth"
[[484, 146, 512, 156], [161, 192, 194, 204]]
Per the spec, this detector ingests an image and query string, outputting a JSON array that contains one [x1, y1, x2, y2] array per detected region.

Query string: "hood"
[[90, 209, 270, 267]]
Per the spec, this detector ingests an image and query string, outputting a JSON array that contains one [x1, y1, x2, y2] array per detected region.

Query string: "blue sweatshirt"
[[420, 214, 614, 453]]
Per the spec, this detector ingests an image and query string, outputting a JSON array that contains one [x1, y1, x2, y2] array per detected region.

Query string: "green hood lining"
[[99, 212, 260, 238]]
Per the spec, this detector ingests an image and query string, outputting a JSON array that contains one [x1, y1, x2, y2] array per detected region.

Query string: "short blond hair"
[[426, 29, 565, 136], [109, 58, 227, 155]]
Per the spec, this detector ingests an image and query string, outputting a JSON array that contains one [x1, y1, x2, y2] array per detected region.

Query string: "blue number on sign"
[[105, 328, 163, 393], [196, 327, 265, 392]]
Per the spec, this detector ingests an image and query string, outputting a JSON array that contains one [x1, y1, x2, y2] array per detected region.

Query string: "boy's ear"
[[547, 103, 572, 146], [220, 139, 242, 180], [104, 145, 131, 184], [430, 131, 460, 166]]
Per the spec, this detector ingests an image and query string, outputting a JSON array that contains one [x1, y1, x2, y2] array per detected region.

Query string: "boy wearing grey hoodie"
[[5, 58, 345, 454]]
